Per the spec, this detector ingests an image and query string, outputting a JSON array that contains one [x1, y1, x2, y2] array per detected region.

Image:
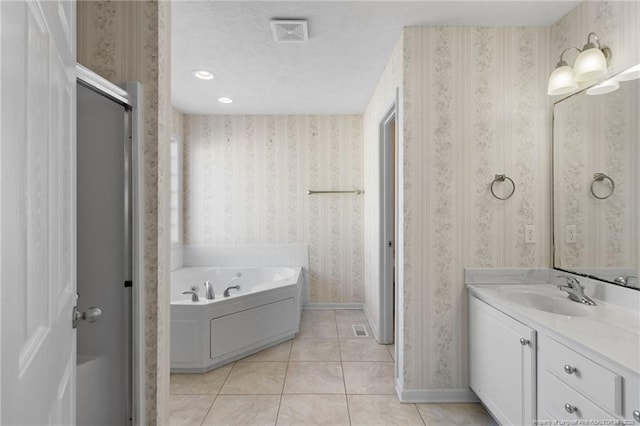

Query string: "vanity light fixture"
[[617, 63, 640, 82], [218, 97, 233, 104], [547, 32, 611, 96], [585, 77, 619, 96], [193, 70, 214, 80]]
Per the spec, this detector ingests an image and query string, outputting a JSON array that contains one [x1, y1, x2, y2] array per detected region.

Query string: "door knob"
[[72, 306, 103, 328], [519, 338, 530, 346], [564, 403, 577, 414]]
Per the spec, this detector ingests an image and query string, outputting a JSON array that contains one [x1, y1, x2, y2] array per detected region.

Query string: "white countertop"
[[467, 282, 640, 374]]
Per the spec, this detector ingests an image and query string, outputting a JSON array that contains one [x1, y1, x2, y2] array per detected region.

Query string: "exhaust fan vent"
[[270, 19, 308, 43]]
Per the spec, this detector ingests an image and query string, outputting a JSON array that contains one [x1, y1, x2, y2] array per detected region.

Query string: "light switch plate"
[[566, 225, 577, 244], [525, 225, 535, 244]]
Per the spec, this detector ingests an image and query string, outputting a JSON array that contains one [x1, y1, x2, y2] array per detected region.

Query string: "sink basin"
[[501, 290, 594, 317]]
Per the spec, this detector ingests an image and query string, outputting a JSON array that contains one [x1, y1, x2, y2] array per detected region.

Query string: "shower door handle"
[[72, 306, 103, 328]]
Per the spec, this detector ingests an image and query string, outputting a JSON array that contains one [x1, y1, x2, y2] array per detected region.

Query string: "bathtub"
[[170, 266, 303, 372]]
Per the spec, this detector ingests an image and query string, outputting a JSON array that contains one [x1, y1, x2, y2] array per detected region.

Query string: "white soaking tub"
[[170, 266, 303, 372]]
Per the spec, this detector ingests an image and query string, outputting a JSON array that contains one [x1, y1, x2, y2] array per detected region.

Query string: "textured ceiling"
[[172, 1, 578, 115]]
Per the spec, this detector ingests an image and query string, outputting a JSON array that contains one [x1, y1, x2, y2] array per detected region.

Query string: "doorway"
[[379, 103, 397, 345], [76, 68, 144, 425]]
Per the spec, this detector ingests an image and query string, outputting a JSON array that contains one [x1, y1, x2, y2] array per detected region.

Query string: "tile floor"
[[170, 309, 497, 425]]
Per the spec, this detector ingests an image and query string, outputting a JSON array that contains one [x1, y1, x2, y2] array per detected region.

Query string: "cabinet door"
[[470, 296, 536, 426]]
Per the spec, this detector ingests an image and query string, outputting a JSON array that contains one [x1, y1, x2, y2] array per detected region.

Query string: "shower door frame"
[[76, 65, 146, 425]]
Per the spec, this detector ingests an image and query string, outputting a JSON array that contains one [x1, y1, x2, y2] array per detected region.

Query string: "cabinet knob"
[[519, 338, 530, 346], [563, 364, 577, 374], [633, 410, 640, 422], [564, 403, 577, 414]]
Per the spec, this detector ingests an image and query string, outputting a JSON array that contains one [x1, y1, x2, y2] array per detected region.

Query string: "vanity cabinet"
[[469, 296, 536, 426]]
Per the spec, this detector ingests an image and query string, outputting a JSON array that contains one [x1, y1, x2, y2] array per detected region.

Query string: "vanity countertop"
[[467, 282, 640, 374]]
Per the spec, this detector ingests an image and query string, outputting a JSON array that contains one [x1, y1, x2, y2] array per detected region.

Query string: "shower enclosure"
[[76, 66, 145, 425]]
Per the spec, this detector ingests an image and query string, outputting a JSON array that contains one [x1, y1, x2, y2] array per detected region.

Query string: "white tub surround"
[[466, 268, 640, 425], [170, 266, 303, 372]]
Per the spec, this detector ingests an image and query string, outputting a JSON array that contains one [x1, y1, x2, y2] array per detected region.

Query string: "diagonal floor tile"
[[343, 362, 395, 394], [283, 362, 345, 394], [220, 362, 287, 395], [348, 395, 424, 425], [202, 395, 280, 425], [277, 394, 350, 426], [169, 394, 216, 426]]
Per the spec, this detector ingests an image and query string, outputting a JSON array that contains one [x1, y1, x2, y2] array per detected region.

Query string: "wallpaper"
[[362, 35, 404, 338], [77, 1, 172, 423], [400, 26, 551, 391], [183, 115, 363, 304]]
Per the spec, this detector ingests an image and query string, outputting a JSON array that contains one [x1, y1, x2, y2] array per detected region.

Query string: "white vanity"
[[466, 268, 640, 426]]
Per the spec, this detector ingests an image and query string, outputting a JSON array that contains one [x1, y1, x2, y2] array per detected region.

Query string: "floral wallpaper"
[[400, 26, 551, 392], [77, 1, 172, 423], [184, 115, 364, 304]]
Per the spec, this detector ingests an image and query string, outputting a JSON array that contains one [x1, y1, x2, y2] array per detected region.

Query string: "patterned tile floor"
[[170, 309, 497, 425]]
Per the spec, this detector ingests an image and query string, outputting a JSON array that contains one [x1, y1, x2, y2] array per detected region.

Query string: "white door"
[[1, 1, 77, 424]]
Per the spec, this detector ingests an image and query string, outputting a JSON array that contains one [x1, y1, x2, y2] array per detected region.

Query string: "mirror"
[[553, 67, 639, 289]]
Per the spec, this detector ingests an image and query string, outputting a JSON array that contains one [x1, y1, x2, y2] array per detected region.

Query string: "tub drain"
[[352, 324, 368, 337]]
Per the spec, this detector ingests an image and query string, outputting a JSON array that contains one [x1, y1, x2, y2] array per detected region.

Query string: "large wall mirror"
[[553, 66, 639, 289]]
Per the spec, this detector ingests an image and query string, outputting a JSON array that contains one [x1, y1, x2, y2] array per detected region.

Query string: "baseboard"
[[396, 379, 479, 403], [303, 303, 364, 310], [362, 304, 380, 341]]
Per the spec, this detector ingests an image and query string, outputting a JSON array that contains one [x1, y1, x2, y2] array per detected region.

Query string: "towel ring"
[[490, 174, 515, 200], [590, 173, 615, 200]]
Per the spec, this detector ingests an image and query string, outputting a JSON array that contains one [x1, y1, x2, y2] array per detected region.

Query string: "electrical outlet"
[[566, 225, 577, 244], [525, 225, 536, 244]]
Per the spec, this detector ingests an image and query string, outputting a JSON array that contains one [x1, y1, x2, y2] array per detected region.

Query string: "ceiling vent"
[[270, 19, 308, 43]]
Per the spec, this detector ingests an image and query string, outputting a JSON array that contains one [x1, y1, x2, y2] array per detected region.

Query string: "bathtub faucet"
[[182, 290, 199, 302], [204, 281, 215, 300], [223, 285, 240, 297]]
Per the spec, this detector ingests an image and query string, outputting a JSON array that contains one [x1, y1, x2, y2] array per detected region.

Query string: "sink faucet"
[[204, 281, 215, 300], [557, 275, 596, 306]]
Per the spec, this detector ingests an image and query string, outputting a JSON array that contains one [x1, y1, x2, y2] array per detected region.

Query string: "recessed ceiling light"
[[193, 70, 214, 80], [218, 97, 233, 104]]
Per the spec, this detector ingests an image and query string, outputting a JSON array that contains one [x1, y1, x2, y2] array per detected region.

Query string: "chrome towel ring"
[[490, 174, 515, 200], [590, 173, 615, 200]]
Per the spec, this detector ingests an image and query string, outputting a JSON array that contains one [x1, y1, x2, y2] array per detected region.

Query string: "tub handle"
[[182, 290, 199, 302]]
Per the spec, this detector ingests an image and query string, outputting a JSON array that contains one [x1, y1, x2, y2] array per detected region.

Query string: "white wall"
[[183, 115, 364, 304], [362, 35, 404, 339]]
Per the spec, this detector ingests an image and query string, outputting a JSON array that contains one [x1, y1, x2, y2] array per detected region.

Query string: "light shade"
[[586, 78, 619, 95], [547, 65, 578, 96], [573, 48, 607, 82], [617, 64, 640, 82]]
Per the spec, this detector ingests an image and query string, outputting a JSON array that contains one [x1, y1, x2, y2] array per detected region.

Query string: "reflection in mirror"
[[553, 69, 639, 289]]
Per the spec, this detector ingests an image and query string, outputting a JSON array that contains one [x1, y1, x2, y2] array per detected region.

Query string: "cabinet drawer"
[[539, 371, 615, 422], [542, 336, 622, 414]]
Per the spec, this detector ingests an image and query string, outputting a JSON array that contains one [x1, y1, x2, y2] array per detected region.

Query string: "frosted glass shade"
[[573, 48, 607, 82], [547, 65, 578, 96], [617, 64, 640, 82], [586, 78, 619, 95]]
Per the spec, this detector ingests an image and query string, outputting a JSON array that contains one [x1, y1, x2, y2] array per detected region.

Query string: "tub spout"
[[204, 281, 215, 300], [223, 285, 240, 298]]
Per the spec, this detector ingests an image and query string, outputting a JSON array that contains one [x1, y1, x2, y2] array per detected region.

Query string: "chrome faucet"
[[557, 275, 596, 306], [613, 275, 638, 287], [182, 290, 200, 302], [204, 281, 215, 300], [221, 273, 242, 297], [223, 285, 240, 298]]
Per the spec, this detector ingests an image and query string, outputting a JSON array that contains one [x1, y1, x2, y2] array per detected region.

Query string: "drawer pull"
[[564, 403, 577, 414], [563, 364, 577, 374], [633, 410, 640, 422], [519, 338, 530, 346]]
